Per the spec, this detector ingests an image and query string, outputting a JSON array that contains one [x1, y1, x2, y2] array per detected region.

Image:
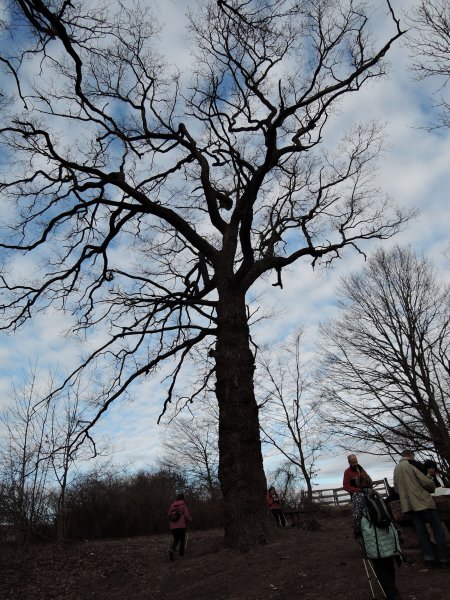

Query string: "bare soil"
[[1, 509, 449, 600]]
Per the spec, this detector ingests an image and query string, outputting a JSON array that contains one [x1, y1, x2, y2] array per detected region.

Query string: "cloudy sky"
[[1, 0, 449, 491]]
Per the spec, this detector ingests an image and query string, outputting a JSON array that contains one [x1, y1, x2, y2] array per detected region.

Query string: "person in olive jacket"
[[393, 450, 449, 567]]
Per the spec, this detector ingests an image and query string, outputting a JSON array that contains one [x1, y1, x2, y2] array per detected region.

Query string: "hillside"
[[1, 509, 448, 599]]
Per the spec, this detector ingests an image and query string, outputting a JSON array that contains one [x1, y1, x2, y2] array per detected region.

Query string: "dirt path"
[[1, 512, 449, 599]]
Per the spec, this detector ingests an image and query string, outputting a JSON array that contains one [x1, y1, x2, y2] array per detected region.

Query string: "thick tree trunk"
[[215, 286, 269, 550]]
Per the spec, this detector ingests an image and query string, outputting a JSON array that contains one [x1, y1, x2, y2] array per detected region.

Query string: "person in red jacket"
[[343, 453, 372, 496], [167, 493, 192, 561], [267, 486, 287, 527]]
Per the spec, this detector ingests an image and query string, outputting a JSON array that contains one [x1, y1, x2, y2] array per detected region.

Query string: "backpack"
[[364, 490, 392, 529], [168, 505, 181, 522]]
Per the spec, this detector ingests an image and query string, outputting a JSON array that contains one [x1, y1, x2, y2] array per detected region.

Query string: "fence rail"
[[310, 479, 390, 507]]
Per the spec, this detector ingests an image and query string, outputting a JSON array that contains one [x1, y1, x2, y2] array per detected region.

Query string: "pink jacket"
[[167, 499, 192, 529]]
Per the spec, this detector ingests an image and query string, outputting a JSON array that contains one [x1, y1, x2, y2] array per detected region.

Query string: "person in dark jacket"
[[423, 459, 450, 532], [352, 474, 402, 600], [423, 459, 443, 487], [167, 493, 192, 561], [343, 454, 372, 496], [267, 486, 287, 527]]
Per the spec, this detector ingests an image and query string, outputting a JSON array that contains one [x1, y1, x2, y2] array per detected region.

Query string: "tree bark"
[[215, 285, 269, 550]]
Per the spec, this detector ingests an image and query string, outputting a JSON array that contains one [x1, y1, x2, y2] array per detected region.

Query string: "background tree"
[[266, 462, 306, 510], [0, 365, 104, 542], [0, 0, 408, 549], [257, 330, 326, 502], [406, 0, 450, 128], [160, 411, 220, 500], [0, 366, 53, 542], [46, 383, 108, 543], [319, 245, 450, 480]]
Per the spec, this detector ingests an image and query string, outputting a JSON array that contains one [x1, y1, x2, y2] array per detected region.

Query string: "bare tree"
[[406, 0, 450, 128], [0, 0, 408, 548], [257, 330, 326, 502], [0, 365, 101, 541], [46, 383, 106, 543], [161, 413, 220, 499], [319, 245, 450, 479], [267, 462, 305, 509], [0, 366, 53, 541]]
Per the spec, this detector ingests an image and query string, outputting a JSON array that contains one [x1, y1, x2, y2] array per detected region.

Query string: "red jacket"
[[266, 491, 281, 510], [343, 465, 369, 495], [167, 499, 192, 530]]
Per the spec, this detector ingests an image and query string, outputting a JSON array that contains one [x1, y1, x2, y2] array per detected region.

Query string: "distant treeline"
[[0, 466, 223, 544]]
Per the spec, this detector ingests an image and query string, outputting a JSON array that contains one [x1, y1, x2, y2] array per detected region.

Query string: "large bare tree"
[[0, 0, 408, 548], [319, 245, 450, 479]]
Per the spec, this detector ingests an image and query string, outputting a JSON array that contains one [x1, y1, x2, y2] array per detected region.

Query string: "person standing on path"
[[352, 473, 402, 600], [267, 486, 287, 527], [343, 453, 372, 496], [167, 493, 192, 561], [393, 450, 449, 568]]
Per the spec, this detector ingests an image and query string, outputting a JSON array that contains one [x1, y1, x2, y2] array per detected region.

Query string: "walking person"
[[167, 493, 192, 561], [393, 449, 449, 568], [352, 473, 402, 600], [267, 486, 287, 528]]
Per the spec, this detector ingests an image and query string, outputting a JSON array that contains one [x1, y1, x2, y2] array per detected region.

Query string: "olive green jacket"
[[393, 457, 436, 513]]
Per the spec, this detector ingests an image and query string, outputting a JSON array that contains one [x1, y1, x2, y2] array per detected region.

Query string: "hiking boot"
[[168, 550, 174, 562], [423, 559, 439, 568]]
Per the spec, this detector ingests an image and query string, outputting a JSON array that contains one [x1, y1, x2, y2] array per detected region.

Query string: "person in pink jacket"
[[167, 493, 192, 561]]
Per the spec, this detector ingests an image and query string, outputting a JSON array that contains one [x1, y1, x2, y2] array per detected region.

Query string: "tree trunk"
[[215, 286, 269, 550], [57, 473, 68, 544], [303, 473, 313, 504]]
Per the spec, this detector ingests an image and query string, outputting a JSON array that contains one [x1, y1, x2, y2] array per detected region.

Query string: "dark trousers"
[[271, 508, 287, 528], [411, 509, 449, 563], [170, 527, 187, 556], [371, 557, 397, 600]]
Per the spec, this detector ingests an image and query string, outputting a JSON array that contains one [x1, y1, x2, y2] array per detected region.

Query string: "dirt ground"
[[1, 509, 449, 600]]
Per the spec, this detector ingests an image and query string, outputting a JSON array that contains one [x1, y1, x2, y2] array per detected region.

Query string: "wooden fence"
[[310, 478, 390, 507], [281, 479, 392, 525]]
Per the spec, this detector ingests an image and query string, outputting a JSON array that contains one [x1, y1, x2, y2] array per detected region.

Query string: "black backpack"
[[364, 490, 392, 529], [168, 505, 181, 522]]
